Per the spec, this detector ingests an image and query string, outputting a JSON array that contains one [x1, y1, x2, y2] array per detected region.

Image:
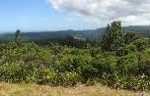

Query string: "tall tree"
[[15, 29, 21, 44], [101, 21, 124, 51]]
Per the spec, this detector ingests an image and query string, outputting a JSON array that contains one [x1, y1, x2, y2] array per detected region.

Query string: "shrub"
[[0, 61, 26, 83]]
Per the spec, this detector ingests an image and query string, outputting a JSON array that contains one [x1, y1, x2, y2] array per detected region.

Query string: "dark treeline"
[[0, 21, 150, 91]]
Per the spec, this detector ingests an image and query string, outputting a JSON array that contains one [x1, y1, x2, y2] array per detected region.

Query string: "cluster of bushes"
[[0, 41, 149, 90], [0, 21, 150, 91], [0, 42, 96, 85]]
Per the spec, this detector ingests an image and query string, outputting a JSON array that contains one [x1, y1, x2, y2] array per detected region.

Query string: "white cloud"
[[50, 0, 150, 26]]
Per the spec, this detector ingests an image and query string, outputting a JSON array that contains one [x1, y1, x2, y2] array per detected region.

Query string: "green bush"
[[1, 40, 150, 91], [0, 61, 26, 83]]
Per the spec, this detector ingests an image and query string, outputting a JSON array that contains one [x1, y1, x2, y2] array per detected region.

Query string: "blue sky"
[[0, 0, 101, 32], [1, 0, 150, 32]]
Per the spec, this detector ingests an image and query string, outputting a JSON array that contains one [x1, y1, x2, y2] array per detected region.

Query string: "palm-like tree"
[[15, 29, 21, 43]]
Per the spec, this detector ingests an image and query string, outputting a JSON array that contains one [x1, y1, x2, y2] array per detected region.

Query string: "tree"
[[132, 38, 149, 51], [124, 32, 142, 44], [15, 29, 21, 44], [101, 21, 124, 51]]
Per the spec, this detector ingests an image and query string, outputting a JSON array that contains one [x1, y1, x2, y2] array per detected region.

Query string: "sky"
[[0, 0, 150, 32]]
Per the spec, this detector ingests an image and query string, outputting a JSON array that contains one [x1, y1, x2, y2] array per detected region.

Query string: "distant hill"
[[123, 26, 150, 36], [0, 25, 150, 41]]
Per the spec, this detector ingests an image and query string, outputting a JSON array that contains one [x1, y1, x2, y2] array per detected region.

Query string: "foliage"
[[101, 21, 124, 51], [0, 21, 150, 91]]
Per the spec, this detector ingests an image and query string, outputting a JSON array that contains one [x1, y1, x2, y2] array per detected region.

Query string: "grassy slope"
[[0, 83, 147, 96]]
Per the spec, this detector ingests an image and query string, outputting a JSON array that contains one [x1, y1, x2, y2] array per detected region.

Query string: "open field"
[[0, 83, 147, 96]]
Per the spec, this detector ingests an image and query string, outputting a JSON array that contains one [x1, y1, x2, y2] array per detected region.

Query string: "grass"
[[0, 83, 148, 96]]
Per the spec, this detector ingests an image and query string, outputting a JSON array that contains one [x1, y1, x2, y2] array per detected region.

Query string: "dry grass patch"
[[0, 83, 148, 96]]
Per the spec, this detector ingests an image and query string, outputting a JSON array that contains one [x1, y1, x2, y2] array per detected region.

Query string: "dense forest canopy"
[[0, 21, 150, 91]]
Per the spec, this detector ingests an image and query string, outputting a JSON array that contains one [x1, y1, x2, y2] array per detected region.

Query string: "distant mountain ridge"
[[0, 25, 150, 41]]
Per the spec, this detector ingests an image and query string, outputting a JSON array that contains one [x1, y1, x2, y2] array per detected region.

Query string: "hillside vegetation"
[[0, 21, 150, 92]]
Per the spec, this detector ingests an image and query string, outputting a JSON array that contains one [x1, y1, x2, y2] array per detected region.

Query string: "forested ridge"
[[0, 21, 150, 91], [1, 25, 150, 42]]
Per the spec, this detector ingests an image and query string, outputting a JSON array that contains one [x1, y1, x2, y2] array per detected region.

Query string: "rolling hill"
[[0, 25, 150, 41]]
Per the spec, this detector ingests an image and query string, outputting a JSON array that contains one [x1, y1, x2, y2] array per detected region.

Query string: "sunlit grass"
[[0, 83, 147, 96]]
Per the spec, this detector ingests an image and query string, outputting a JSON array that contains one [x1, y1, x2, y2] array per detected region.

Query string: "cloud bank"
[[50, 0, 150, 26]]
